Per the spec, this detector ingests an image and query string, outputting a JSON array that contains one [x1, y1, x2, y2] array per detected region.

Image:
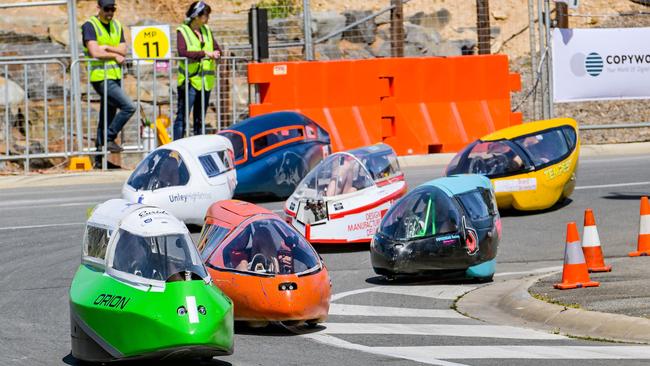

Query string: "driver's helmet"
[[250, 227, 279, 272]]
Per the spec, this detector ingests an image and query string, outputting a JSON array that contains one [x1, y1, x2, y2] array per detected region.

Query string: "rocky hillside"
[[1, 0, 650, 172]]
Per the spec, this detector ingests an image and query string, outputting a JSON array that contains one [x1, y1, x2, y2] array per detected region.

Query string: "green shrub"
[[257, 0, 301, 19]]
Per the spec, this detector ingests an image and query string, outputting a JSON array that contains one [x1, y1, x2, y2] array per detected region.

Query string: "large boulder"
[[338, 40, 373, 59], [312, 11, 346, 42], [315, 41, 343, 60], [342, 10, 376, 44], [123, 73, 172, 103], [408, 9, 451, 30], [404, 23, 442, 56], [369, 37, 391, 58], [269, 17, 303, 42], [0, 77, 25, 107]]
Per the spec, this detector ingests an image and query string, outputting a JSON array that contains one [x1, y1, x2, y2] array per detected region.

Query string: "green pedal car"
[[69, 199, 234, 362]]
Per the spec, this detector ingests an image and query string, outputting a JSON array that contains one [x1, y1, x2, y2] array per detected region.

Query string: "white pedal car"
[[122, 135, 237, 225], [284, 144, 407, 244]]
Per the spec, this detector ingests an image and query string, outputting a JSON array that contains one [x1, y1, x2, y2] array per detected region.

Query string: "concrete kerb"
[[397, 141, 650, 168], [456, 272, 650, 344], [0, 141, 648, 189], [0, 170, 132, 190]]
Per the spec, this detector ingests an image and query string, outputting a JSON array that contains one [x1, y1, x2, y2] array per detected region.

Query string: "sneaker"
[[107, 141, 124, 153]]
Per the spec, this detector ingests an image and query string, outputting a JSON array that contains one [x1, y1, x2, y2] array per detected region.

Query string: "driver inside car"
[[114, 231, 153, 278], [235, 227, 280, 273]]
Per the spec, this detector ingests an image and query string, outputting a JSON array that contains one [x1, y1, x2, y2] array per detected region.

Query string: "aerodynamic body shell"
[[370, 175, 501, 280], [446, 118, 579, 211], [122, 135, 237, 225], [219, 111, 331, 199], [284, 144, 407, 244], [69, 199, 233, 362], [198, 200, 331, 324]]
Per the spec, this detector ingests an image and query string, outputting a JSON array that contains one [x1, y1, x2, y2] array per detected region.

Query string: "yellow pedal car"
[[446, 118, 579, 211]]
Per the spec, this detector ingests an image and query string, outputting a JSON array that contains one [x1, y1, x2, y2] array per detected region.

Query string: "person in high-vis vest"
[[81, 0, 135, 167], [173, 1, 221, 140]]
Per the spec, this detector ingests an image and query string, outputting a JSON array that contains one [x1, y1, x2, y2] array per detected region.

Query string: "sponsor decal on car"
[[493, 178, 537, 193], [168, 192, 212, 204], [347, 211, 383, 236], [93, 293, 131, 310], [543, 158, 572, 180]]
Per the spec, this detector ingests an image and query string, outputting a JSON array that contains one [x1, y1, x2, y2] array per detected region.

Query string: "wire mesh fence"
[[553, 2, 650, 144]]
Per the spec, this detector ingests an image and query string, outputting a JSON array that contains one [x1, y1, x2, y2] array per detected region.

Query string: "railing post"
[[67, 0, 82, 154], [4, 65, 8, 156], [390, 0, 404, 57], [23, 65, 29, 173], [303, 0, 314, 60], [43, 63, 49, 154], [476, 0, 491, 55]]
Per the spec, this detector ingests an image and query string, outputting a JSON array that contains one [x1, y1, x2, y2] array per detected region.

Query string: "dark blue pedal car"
[[219, 112, 331, 200]]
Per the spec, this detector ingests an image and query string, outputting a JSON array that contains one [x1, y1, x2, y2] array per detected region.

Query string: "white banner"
[[552, 27, 650, 102]]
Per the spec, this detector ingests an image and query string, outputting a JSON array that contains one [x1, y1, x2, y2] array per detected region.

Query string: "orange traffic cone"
[[581, 209, 612, 272], [554, 222, 600, 290], [629, 196, 650, 257]]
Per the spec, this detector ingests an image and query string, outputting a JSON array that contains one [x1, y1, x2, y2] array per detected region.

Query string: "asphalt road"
[[0, 153, 649, 366]]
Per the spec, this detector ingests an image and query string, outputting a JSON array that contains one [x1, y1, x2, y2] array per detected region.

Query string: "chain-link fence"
[[511, 0, 650, 145], [0, 0, 530, 172]]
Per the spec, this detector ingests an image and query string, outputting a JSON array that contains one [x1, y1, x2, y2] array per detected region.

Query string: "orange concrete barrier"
[[248, 56, 521, 155]]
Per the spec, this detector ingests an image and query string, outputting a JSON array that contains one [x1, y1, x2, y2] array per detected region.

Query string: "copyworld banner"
[[552, 27, 650, 102]]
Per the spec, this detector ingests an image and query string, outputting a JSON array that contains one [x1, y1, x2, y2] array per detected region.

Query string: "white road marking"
[[495, 266, 562, 277], [186, 296, 199, 324], [0, 222, 84, 231], [328, 304, 464, 319], [367, 345, 650, 360], [318, 323, 565, 340], [6, 201, 99, 210], [575, 181, 650, 190], [0, 195, 114, 208], [332, 285, 477, 302], [373, 285, 477, 300], [302, 333, 468, 366]]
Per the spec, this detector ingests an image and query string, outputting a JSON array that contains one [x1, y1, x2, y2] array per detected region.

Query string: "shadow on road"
[[313, 243, 369, 254], [365, 273, 488, 286], [234, 321, 323, 337], [601, 192, 649, 201], [498, 198, 573, 217], [63, 353, 232, 365]]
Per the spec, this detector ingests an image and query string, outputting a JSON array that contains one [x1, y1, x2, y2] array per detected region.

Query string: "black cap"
[[98, 0, 116, 7]]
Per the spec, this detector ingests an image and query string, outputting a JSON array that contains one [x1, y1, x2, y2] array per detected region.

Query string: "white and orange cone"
[[581, 209, 612, 272], [629, 196, 650, 257], [554, 222, 600, 290]]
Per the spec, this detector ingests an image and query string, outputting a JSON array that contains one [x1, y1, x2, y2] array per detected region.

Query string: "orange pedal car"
[[197, 200, 331, 327]]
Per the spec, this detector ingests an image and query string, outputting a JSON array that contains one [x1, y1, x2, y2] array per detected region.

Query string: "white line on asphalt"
[[302, 333, 468, 366], [0, 222, 84, 231], [328, 304, 464, 319], [575, 181, 650, 190], [367, 345, 650, 360], [372, 285, 478, 300], [495, 266, 563, 277], [331, 287, 377, 302], [331, 285, 478, 303], [4, 201, 98, 210], [318, 323, 565, 340], [0, 195, 115, 208]]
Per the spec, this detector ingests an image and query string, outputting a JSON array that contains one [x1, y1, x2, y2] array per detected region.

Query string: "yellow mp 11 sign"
[[131, 25, 171, 61]]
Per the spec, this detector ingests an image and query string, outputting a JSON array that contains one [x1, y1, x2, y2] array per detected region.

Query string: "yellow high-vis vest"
[[177, 24, 216, 91], [83, 16, 123, 82]]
